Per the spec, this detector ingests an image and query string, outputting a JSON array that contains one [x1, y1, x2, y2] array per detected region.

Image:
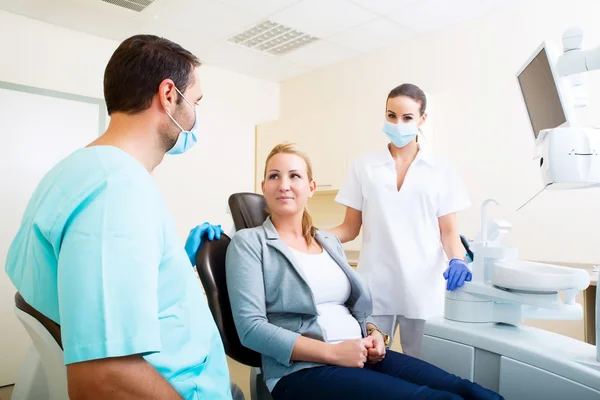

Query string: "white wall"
[[0, 10, 279, 385], [0, 10, 280, 236], [271, 0, 600, 265]]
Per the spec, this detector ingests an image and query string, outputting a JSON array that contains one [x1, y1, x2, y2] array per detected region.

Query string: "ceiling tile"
[[350, 0, 420, 16], [281, 40, 359, 69], [0, 0, 55, 17], [50, 12, 141, 41], [139, 23, 216, 58], [0, 0, 524, 83], [329, 18, 416, 52], [1, 0, 146, 41], [202, 41, 275, 70], [240, 58, 312, 82], [388, 0, 501, 33], [270, 0, 378, 38], [155, 0, 261, 40], [214, 0, 301, 18]]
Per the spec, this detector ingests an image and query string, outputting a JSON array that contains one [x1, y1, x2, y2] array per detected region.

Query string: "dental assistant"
[[329, 83, 472, 358]]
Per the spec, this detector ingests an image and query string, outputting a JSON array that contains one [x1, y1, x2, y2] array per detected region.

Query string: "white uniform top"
[[335, 146, 471, 319]]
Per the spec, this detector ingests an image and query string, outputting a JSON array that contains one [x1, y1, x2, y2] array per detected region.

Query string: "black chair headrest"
[[228, 193, 269, 231]]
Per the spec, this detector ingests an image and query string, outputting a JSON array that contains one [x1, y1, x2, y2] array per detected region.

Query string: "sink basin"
[[492, 259, 591, 293]]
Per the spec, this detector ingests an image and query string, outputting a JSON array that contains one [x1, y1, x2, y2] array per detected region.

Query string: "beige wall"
[[258, 0, 600, 265]]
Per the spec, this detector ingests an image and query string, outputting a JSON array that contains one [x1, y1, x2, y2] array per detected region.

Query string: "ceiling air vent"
[[101, 0, 155, 12], [227, 20, 319, 55]]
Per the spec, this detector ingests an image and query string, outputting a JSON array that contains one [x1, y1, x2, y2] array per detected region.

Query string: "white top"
[[335, 146, 471, 319], [289, 247, 362, 343], [266, 247, 362, 392]]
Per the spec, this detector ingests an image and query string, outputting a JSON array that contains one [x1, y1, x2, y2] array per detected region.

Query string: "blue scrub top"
[[5, 146, 232, 399]]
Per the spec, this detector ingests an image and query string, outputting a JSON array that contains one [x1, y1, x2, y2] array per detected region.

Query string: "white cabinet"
[[421, 335, 475, 380], [499, 357, 600, 400]]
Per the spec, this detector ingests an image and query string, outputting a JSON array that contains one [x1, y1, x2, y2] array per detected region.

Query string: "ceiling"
[[0, 0, 519, 82]]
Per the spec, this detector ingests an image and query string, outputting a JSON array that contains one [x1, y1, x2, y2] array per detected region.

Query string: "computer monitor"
[[517, 42, 570, 139]]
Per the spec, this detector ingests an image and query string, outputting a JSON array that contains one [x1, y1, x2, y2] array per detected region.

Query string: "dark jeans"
[[272, 350, 503, 400]]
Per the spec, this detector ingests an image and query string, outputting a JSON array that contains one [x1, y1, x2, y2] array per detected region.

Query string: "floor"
[[0, 385, 13, 400], [228, 356, 252, 399]]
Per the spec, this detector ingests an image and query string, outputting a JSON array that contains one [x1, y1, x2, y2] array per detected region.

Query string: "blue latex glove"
[[443, 258, 472, 291], [185, 222, 224, 267]]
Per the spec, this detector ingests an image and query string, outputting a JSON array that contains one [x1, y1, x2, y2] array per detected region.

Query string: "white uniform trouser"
[[371, 315, 426, 358]]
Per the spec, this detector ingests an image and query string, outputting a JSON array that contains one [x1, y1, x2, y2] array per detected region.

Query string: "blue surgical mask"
[[165, 87, 200, 155], [382, 120, 418, 148]]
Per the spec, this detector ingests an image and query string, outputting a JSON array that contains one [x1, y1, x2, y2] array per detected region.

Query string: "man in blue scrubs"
[[5, 35, 232, 399]]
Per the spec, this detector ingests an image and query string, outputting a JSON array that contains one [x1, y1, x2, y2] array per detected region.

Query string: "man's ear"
[[158, 78, 177, 110]]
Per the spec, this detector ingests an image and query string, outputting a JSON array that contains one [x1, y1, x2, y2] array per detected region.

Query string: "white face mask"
[[382, 119, 419, 148], [165, 87, 200, 155]]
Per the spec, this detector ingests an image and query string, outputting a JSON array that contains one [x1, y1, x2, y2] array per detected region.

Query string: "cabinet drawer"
[[421, 335, 475, 380], [499, 357, 600, 400]]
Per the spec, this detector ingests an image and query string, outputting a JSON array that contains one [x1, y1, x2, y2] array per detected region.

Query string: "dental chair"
[[196, 234, 273, 400], [12, 292, 68, 400], [12, 292, 246, 400], [228, 192, 269, 232]]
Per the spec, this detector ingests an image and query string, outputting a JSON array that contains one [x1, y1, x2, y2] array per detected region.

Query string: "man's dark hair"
[[104, 34, 201, 116]]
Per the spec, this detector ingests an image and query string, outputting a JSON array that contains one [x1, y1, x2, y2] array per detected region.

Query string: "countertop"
[[537, 261, 598, 286], [344, 251, 598, 286]]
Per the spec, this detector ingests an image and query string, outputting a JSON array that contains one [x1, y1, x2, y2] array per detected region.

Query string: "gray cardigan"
[[225, 217, 375, 383]]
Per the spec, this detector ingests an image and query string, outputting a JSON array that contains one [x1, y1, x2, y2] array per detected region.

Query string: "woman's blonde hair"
[[263, 142, 318, 245]]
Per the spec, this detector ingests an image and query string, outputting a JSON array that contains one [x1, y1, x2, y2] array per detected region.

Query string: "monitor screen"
[[517, 46, 567, 138]]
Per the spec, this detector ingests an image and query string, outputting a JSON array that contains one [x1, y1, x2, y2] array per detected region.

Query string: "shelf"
[[314, 187, 339, 195]]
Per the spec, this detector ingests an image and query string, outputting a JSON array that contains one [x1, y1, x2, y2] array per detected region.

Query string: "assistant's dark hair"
[[104, 34, 201, 116], [387, 83, 427, 116]]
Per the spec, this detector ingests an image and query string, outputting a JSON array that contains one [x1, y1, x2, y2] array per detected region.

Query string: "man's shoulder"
[[30, 146, 160, 240], [49, 146, 154, 200]]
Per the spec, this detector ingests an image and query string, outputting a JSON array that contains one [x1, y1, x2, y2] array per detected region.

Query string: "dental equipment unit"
[[420, 27, 600, 399]]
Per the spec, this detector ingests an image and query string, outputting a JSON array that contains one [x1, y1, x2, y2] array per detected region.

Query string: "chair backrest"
[[15, 293, 62, 349], [196, 234, 262, 368], [228, 193, 269, 231], [13, 292, 68, 400]]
